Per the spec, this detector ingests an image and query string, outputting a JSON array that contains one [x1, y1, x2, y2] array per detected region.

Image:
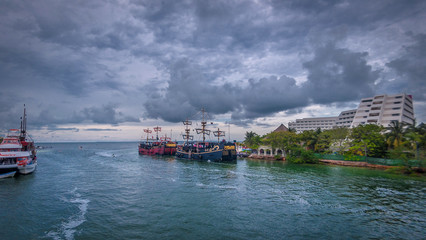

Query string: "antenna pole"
[[228, 123, 230, 142]]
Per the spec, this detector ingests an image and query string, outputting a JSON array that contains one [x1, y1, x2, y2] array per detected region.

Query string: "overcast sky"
[[0, 0, 425, 142]]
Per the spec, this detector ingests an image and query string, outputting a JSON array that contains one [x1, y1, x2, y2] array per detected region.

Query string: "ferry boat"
[[0, 106, 37, 176], [175, 108, 237, 162], [138, 127, 177, 155]]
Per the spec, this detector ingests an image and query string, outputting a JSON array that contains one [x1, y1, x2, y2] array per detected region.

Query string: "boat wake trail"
[[46, 188, 90, 240], [95, 150, 119, 158]]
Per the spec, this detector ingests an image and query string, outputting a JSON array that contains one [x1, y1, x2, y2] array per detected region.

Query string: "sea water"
[[0, 142, 425, 239]]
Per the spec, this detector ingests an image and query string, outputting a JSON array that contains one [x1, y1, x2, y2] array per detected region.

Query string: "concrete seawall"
[[319, 159, 392, 169]]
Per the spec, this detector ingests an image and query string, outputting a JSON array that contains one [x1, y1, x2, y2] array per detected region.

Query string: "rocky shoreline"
[[318, 159, 392, 169], [247, 154, 283, 161]]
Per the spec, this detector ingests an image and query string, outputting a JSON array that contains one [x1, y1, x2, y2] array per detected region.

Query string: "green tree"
[[263, 131, 298, 156], [298, 130, 320, 151], [404, 122, 426, 160], [349, 124, 386, 158], [243, 131, 262, 149], [316, 130, 332, 153], [328, 127, 349, 154], [385, 121, 406, 149], [288, 127, 297, 133]]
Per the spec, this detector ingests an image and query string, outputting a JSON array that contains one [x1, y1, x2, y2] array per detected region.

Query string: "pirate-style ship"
[[175, 108, 236, 162], [138, 127, 177, 155]]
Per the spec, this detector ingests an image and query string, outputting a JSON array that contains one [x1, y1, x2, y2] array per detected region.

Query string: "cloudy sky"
[[0, 0, 425, 142]]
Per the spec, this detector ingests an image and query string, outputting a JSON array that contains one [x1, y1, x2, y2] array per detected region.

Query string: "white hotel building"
[[288, 93, 415, 133], [351, 93, 415, 127]]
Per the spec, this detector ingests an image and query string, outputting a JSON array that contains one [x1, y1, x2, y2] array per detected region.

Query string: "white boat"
[[0, 171, 16, 179], [0, 106, 37, 176]]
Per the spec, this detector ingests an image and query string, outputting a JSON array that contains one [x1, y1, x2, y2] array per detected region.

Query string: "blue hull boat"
[[176, 148, 223, 162]]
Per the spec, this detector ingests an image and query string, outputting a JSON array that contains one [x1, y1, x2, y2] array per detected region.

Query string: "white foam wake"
[[46, 189, 90, 240]]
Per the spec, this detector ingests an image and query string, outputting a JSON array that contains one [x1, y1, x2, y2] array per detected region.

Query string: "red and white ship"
[[0, 106, 37, 178], [138, 127, 177, 156]]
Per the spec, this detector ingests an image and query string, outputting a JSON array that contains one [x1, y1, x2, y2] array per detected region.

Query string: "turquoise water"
[[1, 142, 425, 239]]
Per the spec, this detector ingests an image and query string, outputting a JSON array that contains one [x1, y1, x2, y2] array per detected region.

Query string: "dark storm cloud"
[[0, 0, 425, 133], [232, 75, 307, 120], [79, 104, 140, 125], [302, 43, 378, 104], [144, 59, 306, 122], [385, 33, 426, 101], [24, 104, 139, 129], [143, 42, 378, 123], [143, 59, 237, 122]]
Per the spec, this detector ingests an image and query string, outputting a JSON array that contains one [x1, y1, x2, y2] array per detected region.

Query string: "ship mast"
[[213, 128, 225, 143], [182, 118, 193, 144], [195, 108, 211, 143], [143, 128, 152, 142], [154, 126, 161, 140], [20, 104, 27, 140]]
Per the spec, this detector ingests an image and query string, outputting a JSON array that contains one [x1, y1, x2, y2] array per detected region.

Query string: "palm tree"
[[405, 121, 426, 160], [386, 121, 406, 149], [244, 131, 260, 149]]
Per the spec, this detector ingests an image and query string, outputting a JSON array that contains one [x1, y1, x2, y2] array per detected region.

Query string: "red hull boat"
[[138, 128, 177, 156]]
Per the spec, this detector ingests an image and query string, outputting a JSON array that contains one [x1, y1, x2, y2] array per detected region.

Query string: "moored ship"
[[0, 106, 37, 177], [138, 127, 177, 155], [162, 137, 177, 155], [175, 108, 237, 162]]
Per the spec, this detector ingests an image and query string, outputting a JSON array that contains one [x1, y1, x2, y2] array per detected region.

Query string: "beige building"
[[351, 93, 415, 127], [288, 93, 415, 132], [335, 109, 357, 128], [288, 116, 337, 133]]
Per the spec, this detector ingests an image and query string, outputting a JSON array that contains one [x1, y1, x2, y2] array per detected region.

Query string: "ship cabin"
[[0, 137, 22, 152]]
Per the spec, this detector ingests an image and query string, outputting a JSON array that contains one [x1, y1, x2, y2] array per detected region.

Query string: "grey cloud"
[[80, 104, 139, 125], [47, 127, 79, 132], [84, 128, 121, 132], [144, 59, 237, 122], [302, 43, 378, 104], [23, 104, 139, 129], [385, 33, 426, 100], [0, 0, 425, 132], [144, 60, 307, 124], [144, 42, 381, 125]]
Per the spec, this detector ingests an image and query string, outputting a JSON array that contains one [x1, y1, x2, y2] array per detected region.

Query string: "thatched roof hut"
[[273, 124, 289, 133]]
